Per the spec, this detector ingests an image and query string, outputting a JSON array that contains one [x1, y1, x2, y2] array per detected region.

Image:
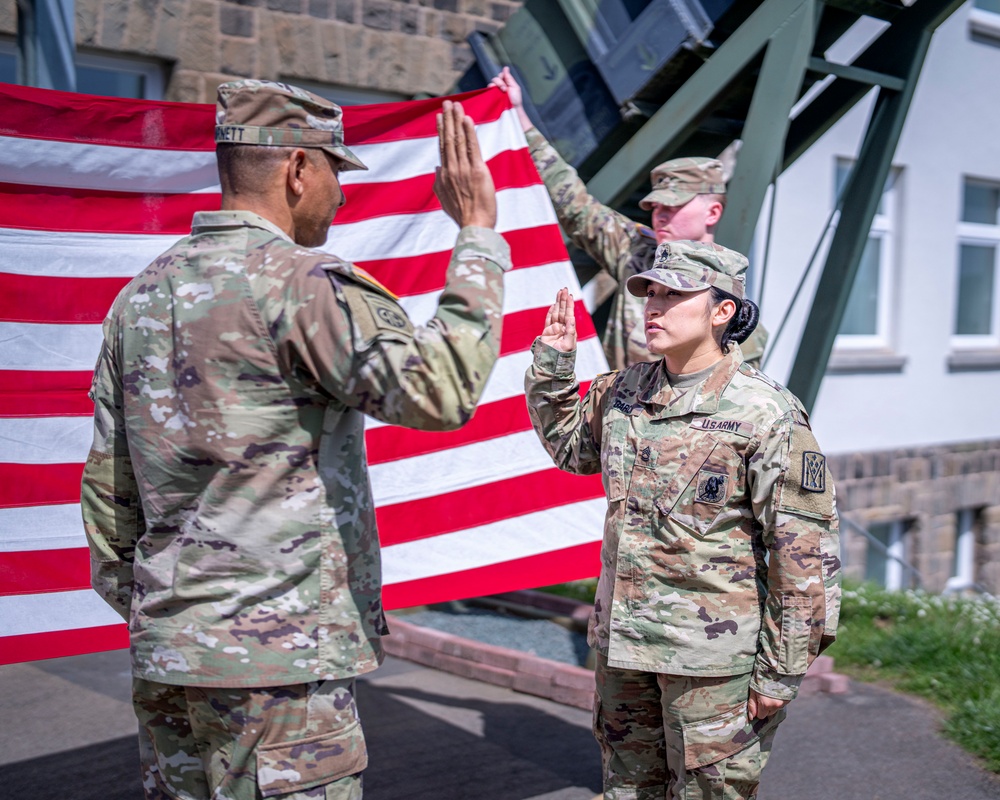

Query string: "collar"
[[637, 347, 744, 419], [191, 210, 294, 243]]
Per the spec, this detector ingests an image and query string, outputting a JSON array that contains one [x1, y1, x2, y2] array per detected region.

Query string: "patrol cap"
[[625, 240, 748, 301], [638, 156, 725, 210], [214, 79, 367, 171]]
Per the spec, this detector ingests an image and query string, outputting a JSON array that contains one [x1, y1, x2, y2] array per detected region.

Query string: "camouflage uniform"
[[524, 128, 768, 371], [81, 80, 512, 799], [524, 242, 840, 799]]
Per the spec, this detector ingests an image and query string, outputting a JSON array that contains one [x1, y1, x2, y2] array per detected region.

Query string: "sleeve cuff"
[[457, 226, 513, 273], [750, 662, 802, 702], [531, 337, 577, 377]]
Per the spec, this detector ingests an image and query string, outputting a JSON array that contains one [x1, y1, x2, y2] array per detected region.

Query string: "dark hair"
[[710, 287, 759, 353], [216, 143, 297, 195]]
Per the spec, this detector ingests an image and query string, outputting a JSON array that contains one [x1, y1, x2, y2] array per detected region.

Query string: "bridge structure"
[[458, 0, 965, 411]]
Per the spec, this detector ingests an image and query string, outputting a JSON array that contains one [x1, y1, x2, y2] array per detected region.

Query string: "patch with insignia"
[[695, 470, 729, 505], [363, 293, 411, 334], [801, 451, 826, 493]]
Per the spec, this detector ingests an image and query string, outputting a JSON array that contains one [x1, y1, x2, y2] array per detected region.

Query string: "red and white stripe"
[[0, 83, 607, 665]]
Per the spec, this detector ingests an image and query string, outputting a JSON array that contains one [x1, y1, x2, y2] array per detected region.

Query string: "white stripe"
[[370, 430, 553, 506], [0, 135, 219, 194], [0, 504, 85, 552], [0, 335, 608, 473], [382, 497, 607, 584], [0, 588, 124, 637], [0, 184, 555, 279], [0, 111, 526, 194]]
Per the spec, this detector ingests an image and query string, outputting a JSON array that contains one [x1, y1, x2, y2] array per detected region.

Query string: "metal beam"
[[585, 0, 808, 207], [807, 56, 906, 90], [786, 26, 933, 412], [716, 0, 816, 255]]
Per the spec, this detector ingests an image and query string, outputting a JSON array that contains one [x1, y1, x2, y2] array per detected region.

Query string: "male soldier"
[[81, 80, 510, 800], [491, 67, 767, 371]]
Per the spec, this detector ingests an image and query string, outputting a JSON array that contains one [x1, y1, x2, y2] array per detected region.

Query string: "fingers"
[[438, 99, 457, 172], [462, 114, 484, 166], [747, 692, 758, 720]]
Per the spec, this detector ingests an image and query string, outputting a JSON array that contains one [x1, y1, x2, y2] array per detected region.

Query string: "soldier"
[[81, 80, 510, 800], [524, 240, 840, 799], [491, 67, 768, 371]]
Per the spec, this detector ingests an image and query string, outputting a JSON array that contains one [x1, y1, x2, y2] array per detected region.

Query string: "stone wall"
[[829, 439, 1000, 593], [5, 0, 521, 102]]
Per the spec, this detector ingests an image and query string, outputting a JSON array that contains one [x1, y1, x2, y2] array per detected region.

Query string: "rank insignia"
[[640, 445, 651, 462], [801, 452, 826, 493], [695, 470, 728, 505]]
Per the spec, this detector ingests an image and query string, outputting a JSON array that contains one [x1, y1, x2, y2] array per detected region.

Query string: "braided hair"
[[710, 287, 759, 353]]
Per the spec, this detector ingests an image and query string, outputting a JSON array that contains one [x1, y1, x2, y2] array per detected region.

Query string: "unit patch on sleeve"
[[695, 469, 729, 505], [363, 293, 413, 334], [801, 452, 826, 493]]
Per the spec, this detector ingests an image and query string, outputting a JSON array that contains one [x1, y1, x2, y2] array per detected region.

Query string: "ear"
[[704, 199, 724, 227], [712, 297, 737, 328], [285, 148, 310, 198]]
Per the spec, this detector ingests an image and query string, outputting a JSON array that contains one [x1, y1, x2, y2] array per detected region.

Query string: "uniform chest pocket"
[[652, 436, 745, 538]]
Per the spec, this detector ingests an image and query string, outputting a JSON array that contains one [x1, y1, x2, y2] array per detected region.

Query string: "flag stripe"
[[0, 624, 130, 666], [0, 548, 91, 595], [0, 463, 84, 508], [0, 503, 84, 551]]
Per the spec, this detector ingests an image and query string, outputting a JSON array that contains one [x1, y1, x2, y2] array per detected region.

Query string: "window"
[[75, 52, 165, 100], [0, 39, 16, 84], [953, 178, 1000, 347], [833, 159, 900, 349], [864, 520, 907, 590], [946, 509, 978, 592], [971, 0, 1000, 42]]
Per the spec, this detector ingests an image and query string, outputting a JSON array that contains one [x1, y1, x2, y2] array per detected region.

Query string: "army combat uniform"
[[524, 128, 767, 371], [82, 81, 512, 800], [524, 242, 840, 800]]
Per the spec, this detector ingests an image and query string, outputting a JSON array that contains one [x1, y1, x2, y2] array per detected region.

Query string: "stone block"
[[512, 672, 556, 698], [819, 673, 850, 694], [806, 655, 834, 676], [552, 667, 595, 691], [221, 37, 258, 76], [274, 13, 323, 78], [362, 0, 396, 30], [460, 0, 488, 15], [433, 0, 458, 12], [77, 0, 100, 45], [123, 0, 160, 52], [467, 643, 522, 672], [309, 0, 332, 18], [221, 6, 255, 37], [101, 0, 131, 49], [165, 69, 208, 103], [154, 0, 187, 58], [550, 684, 594, 710], [268, 0, 304, 12], [0, 0, 15, 35], [491, 2, 513, 21], [225, 0, 261, 5], [516, 654, 557, 679], [336, 0, 357, 22], [178, 1, 221, 74], [451, 42, 473, 71], [399, 5, 421, 34], [317, 20, 349, 82], [440, 13, 469, 43]]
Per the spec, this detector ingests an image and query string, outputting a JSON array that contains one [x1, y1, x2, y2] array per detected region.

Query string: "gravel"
[[397, 604, 591, 667]]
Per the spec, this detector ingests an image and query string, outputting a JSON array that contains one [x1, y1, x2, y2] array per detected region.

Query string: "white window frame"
[[864, 520, 906, 590], [946, 508, 977, 592], [74, 51, 165, 100], [953, 177, 1000, 349], [970, 0, 1000, 42], [832, 159, 900, 351]]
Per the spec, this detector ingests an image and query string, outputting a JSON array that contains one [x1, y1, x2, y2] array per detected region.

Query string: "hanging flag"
[[0, 82, 608, 666]]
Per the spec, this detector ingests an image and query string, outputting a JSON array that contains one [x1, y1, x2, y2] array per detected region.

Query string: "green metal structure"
[[460, 0, 965, 412]]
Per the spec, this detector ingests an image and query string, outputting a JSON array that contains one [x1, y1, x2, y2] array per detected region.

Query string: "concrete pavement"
[[2, 647, 998, 800]]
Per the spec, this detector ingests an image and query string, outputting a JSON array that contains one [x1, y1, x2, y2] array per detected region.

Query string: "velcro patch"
[[363, 293, 413, 335], [801, 452, 826, 493], [695, 469, 729, 505], [689, 418, 755, 438]]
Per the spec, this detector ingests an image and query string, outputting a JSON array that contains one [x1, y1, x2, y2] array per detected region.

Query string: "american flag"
[[0, 82, 609, 666]]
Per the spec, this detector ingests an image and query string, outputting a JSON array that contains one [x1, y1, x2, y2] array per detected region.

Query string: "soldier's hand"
[[434, 100, 497, 230], [747, 689, 788, 720], [539, 288, 577, 353], [490, 67, 533, 132]]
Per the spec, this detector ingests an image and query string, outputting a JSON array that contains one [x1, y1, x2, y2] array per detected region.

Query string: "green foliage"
[[535, 579, 598, 604], [830, 581, 1000, 771]]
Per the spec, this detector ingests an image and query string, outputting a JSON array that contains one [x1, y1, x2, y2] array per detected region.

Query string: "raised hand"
[[539, 288, 577, 353], [433, 100, 497, 229], [489, 66, 533, 133]]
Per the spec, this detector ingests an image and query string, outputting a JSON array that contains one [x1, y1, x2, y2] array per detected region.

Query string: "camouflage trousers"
[[132, 677, 367, 800], [594, 655, 784, 800]]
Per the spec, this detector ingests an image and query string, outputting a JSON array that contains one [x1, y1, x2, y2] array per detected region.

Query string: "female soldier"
[[525, 240, 841, 800]]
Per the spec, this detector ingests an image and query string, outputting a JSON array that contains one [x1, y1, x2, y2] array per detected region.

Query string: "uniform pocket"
[[257, 719, 367, 798], [681, 704, 781, 772], [655, 437, 744, 539], [778, 596, 813, 674], [601, 417, 630, 502]]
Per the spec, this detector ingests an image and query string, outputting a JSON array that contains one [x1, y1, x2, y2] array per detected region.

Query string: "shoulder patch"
[[778, 424, 835, 520], [351, 266, 398, 300], [340, 281, 414, 343], [689, 417, 755, 438]]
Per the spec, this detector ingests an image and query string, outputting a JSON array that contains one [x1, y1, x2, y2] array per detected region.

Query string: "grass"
[[535, 579, 598, 604], [829, 580, 1000, 772]]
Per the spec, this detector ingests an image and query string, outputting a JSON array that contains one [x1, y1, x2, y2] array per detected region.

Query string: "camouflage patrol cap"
[[215, 79, 367, 171], [638, 156, 725, 210], [625, 240, 747, 300]]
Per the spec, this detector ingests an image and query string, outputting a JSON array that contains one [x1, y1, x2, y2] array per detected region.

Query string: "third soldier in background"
[[491, 67, 768, 372]]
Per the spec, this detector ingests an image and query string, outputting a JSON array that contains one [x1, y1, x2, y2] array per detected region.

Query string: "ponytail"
[[710, 287, 759, 353]]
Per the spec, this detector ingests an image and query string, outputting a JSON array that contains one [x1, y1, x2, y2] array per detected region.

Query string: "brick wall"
[[5, 0, 520, 102], [829, 439, 1000, 593]]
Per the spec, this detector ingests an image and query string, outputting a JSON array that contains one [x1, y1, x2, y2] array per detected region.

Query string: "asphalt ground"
[[2, 647, 999, 800]]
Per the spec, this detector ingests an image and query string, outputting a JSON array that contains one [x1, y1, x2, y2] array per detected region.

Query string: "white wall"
[[756, 3, 1000, 454]]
